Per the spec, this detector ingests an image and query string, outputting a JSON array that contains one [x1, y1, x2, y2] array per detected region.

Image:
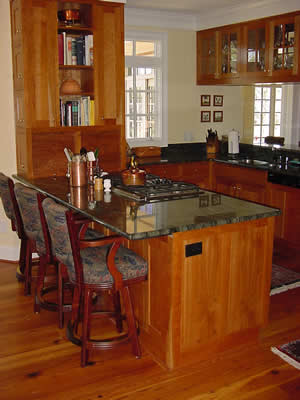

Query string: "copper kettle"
[[121, 155, 146, 186]]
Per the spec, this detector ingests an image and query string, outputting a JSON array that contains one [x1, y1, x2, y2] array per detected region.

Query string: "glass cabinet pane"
[[221, 31, 238, 74], [247, 27, 266, 72], [201, 35, 216, 75], [273, 22, 294, 71]]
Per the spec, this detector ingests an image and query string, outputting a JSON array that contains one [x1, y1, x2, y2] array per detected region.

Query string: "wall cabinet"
[[197, 10, 300, 85], [10, 0, 126, 178]]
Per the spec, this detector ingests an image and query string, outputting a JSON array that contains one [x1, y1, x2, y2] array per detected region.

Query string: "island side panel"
[[171, 217, 274, 368], [127, 235, 174, 368], [128, 217, 274, 370]]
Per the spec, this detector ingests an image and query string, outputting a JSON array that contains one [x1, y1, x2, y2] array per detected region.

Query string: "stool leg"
[[121, 285, 141, 358], [113, 290, 123, 333], [34, 256, 46, 313], [58, 264, 64, 329], [24, 243, 32, 296], [81, 287, 92, 367]]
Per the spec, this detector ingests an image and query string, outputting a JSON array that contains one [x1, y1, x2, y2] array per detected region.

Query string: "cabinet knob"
[[17, 73, 23, 79]]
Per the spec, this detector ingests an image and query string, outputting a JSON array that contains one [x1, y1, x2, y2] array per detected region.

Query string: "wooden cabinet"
[[180, 161, 211, 189], [10, 0, 125, 178], [212, 163, 267, 203], [197, 25, 241, 84], [266, 182, 300, 245], [197, 10, 300, 85], [143, 163, 182, 181], [144, 161, 212, 189]]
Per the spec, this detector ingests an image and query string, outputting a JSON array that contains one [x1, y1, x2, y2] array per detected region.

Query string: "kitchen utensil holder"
[[69, 160, 87, 187]]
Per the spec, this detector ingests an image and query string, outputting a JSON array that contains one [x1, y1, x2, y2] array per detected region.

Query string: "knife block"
[[206, 139, 219, 155]]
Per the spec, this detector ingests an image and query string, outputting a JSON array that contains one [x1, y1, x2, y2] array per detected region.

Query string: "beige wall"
[[0, 0, 19, 260], [167, 30, 244, 144]]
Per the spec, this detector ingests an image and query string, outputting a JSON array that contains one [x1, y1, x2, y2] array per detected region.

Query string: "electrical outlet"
[[184, 131, 193, 142]]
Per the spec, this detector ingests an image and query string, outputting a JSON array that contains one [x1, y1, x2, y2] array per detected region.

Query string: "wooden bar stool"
[[42, 197, 148, 367]]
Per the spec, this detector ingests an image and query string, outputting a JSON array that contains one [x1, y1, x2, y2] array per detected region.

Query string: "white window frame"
[[252, 84, 283, 145], [125, 30, 168, 148]]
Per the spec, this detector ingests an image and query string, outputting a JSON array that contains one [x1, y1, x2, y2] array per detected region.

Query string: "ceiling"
[[126, 0, 254, 15], [125, 0, 300, 30]]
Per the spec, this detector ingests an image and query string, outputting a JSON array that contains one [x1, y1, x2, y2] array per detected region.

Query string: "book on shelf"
[[59, 32, 93, 66], [60, 96, 94, 127]]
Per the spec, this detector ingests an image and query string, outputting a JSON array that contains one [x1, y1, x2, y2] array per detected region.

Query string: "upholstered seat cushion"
[[14, 183, 46, 255], [79, 245, 148, 285], [0, 173, 15, 223]]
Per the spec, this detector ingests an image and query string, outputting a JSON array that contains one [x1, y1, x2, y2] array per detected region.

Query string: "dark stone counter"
[[13, 175, 280, 241]]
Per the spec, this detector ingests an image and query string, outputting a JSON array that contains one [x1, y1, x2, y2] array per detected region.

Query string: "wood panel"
[[129, 216, 275, 370], [180, 161, 212, 189]]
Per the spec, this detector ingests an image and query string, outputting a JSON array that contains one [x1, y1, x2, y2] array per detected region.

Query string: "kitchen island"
[[14, 175, 280, 369]]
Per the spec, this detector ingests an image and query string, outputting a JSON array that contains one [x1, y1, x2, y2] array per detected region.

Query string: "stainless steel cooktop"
[[112, 175, 204, 202]]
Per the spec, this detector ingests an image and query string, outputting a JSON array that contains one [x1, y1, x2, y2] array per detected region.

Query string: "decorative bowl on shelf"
[[60, 78, 81, 95]]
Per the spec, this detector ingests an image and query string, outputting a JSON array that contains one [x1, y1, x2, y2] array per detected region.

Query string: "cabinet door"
[[241, 21, 269, 79], [144, 164, 181, 180], [181, 162, 211, 189], [197, 30, 220, 83], [237, 182, 266, 203], [269, 15, 299, 80], [10, 0, 23, 45], [284, 188, 300, 245], [265, 183, 286, 239], [219, 26, 241, 79], [93, 3, 124, 125], [23, 0, 59, 128]]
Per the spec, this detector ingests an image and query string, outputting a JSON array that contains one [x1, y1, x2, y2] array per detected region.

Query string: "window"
[[125, 31, 168, 147], [253, 85, 282, 145]]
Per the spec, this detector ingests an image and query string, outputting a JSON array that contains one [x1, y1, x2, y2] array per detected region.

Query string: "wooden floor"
[[1, 251, 300, 400]]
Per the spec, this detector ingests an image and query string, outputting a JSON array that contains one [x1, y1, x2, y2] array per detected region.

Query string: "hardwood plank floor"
[[0, 260, 300, 400]]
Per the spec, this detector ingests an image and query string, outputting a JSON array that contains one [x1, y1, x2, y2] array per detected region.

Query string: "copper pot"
[[122, 154, 146, 185]]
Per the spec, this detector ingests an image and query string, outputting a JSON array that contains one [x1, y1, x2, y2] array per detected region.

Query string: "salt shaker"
[[104, 179, 111, 192]]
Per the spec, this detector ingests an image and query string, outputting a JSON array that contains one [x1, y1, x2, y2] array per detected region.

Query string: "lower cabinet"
[[144, 161, 212, 189], [212, 163, 267, 203], [266, 182, 300, 246]]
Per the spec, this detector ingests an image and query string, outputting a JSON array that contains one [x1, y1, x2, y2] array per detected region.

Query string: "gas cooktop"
[[112, 174, 204, 202]]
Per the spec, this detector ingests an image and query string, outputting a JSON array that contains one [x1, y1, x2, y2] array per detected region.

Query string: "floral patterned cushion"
[[80, 245, 148, 284], [0, 173, 15, 223], [42, 197, 148, 285], [14, 184, 46, 255]]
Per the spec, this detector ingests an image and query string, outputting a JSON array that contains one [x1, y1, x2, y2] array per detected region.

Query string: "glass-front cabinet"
[[270, 16, 298, 77], [197, 30, 219, 82], [197, 10, 300, 85], [242, 21, 268, 78], [220, 27, 240, 77], [197, 27, 241, 83]]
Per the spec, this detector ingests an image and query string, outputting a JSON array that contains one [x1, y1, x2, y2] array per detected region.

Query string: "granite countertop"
[[13, 175, 280, 241], [138, 152, 300, 179]]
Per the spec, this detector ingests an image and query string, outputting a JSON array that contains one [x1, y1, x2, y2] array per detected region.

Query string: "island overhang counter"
[[13, 175, 280, 369]]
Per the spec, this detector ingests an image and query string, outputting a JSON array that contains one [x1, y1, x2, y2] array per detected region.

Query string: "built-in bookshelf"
[[58, 3, 94, 127], [10, 0, 126, 178]]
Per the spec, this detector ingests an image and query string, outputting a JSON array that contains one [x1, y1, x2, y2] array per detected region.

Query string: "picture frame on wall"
[[201, 95, 211, 106], [213, 95, 223, 106], [201, 111, 211, 122], [213, 110, 223, 122]]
